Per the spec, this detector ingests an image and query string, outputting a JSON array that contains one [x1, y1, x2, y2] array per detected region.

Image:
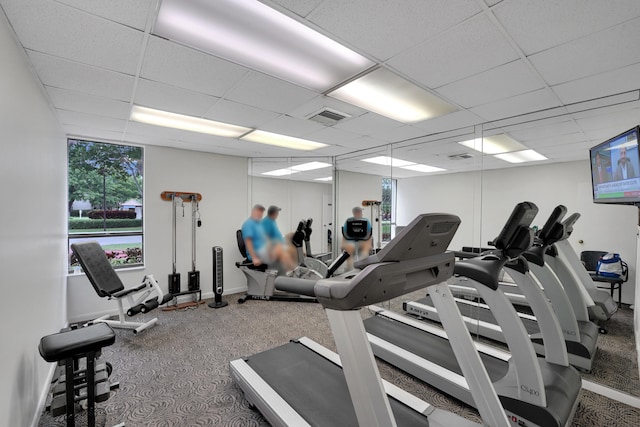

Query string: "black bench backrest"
[[71, 242, 125, 298], [236, 229, 248, 258]]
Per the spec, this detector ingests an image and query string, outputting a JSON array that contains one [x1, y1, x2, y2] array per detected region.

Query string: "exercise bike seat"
[[39, 323, 115, 363]]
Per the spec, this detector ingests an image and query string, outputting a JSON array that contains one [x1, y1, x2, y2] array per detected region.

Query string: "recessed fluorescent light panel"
[[291, 162, 332, 171], [241, 130, 327, 151], [154, 0, 374, 91], [458, 134, 526, 155], [262, 168, 299, 177], [315, 176, 333, 181], [361, 156, 444, 173], [494, 149, 547, 163], [362, 156, 415, 167], [401, 164, 445, 173], [329, 67, 458, 123], [130, 105, 251, 138]]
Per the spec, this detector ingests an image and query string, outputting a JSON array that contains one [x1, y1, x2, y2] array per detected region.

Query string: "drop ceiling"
[[1, 0, 640, 177]]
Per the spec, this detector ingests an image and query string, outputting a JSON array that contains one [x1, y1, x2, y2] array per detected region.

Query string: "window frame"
[[381, 177, 397, 243], [67, 138, 145, 272]]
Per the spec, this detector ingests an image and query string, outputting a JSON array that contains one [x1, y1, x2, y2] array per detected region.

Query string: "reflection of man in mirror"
[[341, 206, 373, 263], [614, 146, 636, 180], [592, 152, 611, 184]]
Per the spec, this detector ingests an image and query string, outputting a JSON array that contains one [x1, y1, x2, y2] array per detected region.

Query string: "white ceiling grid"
[[0, 0, 639, 179]]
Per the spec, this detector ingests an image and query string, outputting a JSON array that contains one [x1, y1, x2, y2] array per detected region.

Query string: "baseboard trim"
[[582, 380, 640, 409]]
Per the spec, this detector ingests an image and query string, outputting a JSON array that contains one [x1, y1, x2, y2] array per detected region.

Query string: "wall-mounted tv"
[[590, 126, 640, 204]]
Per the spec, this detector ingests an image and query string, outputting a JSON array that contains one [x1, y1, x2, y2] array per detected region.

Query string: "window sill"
[[67, 264, 145, 277]]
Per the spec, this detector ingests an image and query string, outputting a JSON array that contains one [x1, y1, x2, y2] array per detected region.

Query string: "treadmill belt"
[[246, 341, 428, 427], [419, 296, 540, 335], [364, 315, 509, 381]]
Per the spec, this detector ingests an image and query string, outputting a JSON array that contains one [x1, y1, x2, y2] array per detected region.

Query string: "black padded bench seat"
[[39, 323, 115, 362]]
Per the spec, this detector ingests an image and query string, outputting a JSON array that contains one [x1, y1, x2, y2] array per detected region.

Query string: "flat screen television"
[[590, 126, 640, 204]]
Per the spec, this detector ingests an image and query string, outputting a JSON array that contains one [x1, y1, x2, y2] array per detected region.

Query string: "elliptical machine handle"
[[326, 251, 350, 278]]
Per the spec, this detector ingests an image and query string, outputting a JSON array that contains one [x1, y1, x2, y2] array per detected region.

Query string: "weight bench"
[[72, 241, 172, 334], [39, 323, 118, 427]]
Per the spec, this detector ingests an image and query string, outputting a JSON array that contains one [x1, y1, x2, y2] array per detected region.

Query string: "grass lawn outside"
[[69, 227, 142, 234]]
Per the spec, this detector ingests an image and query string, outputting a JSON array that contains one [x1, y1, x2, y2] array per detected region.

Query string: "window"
[[381, 178, 397, 242], [68, 139, 144, 271]]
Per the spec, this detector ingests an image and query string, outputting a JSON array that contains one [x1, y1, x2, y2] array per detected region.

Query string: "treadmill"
[[364, 202, 582, 427], [405, 205, 599, 371], [231, 213, 511, 427], [451, 212, 617, 333]]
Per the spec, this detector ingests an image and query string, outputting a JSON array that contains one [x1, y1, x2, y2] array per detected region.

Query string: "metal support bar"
[[325, 309, 396, 427], [507, 269, 569, 366], [429, 282, 509, 427]]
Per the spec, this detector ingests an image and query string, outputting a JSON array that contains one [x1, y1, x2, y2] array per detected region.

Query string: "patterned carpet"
[[39, 293, 640, 426]]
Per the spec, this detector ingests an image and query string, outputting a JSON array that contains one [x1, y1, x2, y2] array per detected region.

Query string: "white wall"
[[251, 177, 332, 254], [0, 15, 68, 427], [396, 170, 484, 251], [397, 160, 638, 304], [336, 170, 383, 251], [67, 147, 249, 322]]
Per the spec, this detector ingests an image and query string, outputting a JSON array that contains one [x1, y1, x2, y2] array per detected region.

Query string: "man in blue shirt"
[[342, 206, 373, 263], [241, 204, 294, 269], [241, 204, 269, 266], [262, 205, 284, 243]]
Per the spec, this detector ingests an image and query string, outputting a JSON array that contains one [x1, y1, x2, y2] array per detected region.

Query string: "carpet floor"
[[39, 293, 640, 427]]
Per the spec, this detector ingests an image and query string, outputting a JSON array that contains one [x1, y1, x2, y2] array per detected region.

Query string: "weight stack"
[[168, 273, 180, 295], [208, 246, 228, 308]]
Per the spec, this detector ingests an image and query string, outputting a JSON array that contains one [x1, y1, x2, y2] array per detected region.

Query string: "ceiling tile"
[[435, 60, 544, 108], [493, 0, 640, 55], [47, 87, 131, 119], [269, 0, 323, 17], [339, 135, 388, 149], [575, 107, 640, 132], [388, 14, 519, 88], [333, 112, 403, 135], [524, 132, 586, 149], [140, 36, 249, 97], [566, 92, 640, 115], [53, 0, 153, 30], [470, 88, 561, 121], [551, 62, 640, 104], [582, 126, 639, 142], [134, 79, 219, 117], [309, 0, 482, 61], [259, 115, 325, 137], [413, 110, 483, 133], [3, 0, 143, 74], [57, 109, 127, 132], [529, 17, 640, 86], [224, 72, 318, 114], [375, 125, 428, 143], [507, 120, 581, 141], [304, 126, 363, 145], [202, 99, 281, 128], [28, 51, 135, 101]]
